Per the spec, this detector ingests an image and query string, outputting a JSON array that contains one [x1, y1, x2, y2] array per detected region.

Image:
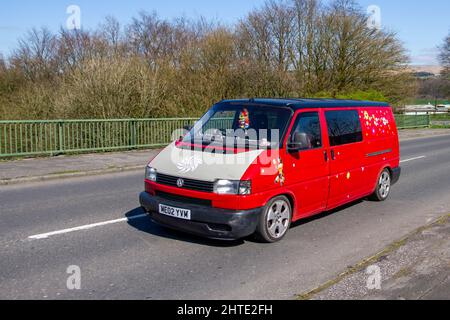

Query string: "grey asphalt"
[[0, 134, 450, 300], [312, 216, 450, 300]]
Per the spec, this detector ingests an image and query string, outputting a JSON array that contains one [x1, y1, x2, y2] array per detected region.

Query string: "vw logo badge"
[[177, 179, 184, 188]]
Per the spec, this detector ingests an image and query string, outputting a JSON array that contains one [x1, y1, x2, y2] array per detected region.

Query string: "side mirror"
[[183, 125, 193, 132], [288, 132, 309, 153]]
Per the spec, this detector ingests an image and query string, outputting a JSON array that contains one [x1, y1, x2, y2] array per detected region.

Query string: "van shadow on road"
[[125, 208, 245, 247], [291, 199, 365, 229], [125, 198, 366, 247]]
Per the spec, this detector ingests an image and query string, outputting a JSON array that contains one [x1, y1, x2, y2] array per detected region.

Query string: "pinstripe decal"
[[366, 149, 392, 157]]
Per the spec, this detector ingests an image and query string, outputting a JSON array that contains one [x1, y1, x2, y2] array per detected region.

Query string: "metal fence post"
[[130, 120, 137, 149], [58, 121, 64, 154]]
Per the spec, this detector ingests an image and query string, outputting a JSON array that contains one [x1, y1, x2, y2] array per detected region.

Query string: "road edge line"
[[296, 213, 450, 300]]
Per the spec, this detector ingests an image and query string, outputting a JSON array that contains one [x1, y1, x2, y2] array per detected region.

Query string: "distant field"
[[408, 65, 443, 75], [415, 98, 450, 105], [412, 99, 450, 105]]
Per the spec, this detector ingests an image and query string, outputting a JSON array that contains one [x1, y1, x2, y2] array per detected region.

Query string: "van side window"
[[325, 110, 363, 146], [290, 112, 322, 150]]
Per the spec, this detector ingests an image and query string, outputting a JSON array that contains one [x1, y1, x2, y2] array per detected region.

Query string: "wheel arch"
[[372, 165, 392, 193], [262, 191, 296, 219]]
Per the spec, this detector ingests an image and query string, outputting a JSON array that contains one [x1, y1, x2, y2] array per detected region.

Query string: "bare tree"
[[236, 10, 272, 67], [58, 28, 101, 73], [11, 27, 58, 81], [126, 11, 174, 63], [264, 0, 295, 71], [439, 32, 450, 77], [0, 54, 5, 71], [100, 16, 122, 49]]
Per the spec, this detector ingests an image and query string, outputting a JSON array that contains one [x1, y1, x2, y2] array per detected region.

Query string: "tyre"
[[255, 196, 292, 243], [370, 168, 392, 201]]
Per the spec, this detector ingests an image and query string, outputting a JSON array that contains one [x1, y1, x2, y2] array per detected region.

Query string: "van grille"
[[155, 191, 212, 207], [156, 173, 214, 193]]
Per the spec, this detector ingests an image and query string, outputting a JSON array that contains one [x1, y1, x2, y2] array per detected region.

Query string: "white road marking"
[[400, 156, 426, 163], [28, 214, 148, 240]]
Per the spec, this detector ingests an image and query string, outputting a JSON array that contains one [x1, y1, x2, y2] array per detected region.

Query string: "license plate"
[[159, 204, 191, 220]]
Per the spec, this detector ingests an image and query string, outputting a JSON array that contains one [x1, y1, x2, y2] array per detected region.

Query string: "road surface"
[[1, 134, 449, 299]]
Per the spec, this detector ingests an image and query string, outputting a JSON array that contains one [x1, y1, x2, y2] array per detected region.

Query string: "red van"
[[140, 99, 401, 243]]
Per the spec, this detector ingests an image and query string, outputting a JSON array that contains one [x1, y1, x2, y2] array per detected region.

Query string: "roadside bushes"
[[0, 0, 416, 120], [54, 56, 174, 119]]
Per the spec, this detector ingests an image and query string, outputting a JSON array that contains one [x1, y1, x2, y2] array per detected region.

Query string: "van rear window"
[[325, 110, 363, 146]]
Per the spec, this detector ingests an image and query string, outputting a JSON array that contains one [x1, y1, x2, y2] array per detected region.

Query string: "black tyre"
[[370, 168, 392, 201], [255, 196, 292, 243]]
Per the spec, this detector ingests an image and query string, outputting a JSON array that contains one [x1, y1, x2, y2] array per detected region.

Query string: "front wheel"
[[370, 169, 392, 201], [255, 196, 292, 243]]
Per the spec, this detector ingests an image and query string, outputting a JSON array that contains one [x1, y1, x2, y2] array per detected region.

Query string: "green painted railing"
[[0, 118, 197, 157], [394, 114, 430, 129], [0, 115, 430, 158]]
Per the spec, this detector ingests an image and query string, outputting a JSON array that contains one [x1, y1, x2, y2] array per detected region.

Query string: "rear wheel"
[[371, 169, 391, 201], [255, 196, 292, 243]]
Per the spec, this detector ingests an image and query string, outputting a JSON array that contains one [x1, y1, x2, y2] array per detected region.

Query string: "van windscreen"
[[182, 105, 292, 150]]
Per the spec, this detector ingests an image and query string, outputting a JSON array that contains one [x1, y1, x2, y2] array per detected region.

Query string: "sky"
[[0, 0, 449, 65]]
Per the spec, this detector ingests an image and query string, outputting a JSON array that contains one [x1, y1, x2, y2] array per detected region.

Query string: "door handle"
[[324, 151, 329, 162], [331, 149, 336, 160]]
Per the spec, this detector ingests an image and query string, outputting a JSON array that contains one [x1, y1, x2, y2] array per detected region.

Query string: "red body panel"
[[147, 106, 400, 223]]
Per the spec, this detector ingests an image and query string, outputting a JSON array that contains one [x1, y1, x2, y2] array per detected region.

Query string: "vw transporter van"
[[140, 99, 401, 243]]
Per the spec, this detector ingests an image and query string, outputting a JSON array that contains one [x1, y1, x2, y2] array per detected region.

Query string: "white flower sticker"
[[176, 155, 203, 173]]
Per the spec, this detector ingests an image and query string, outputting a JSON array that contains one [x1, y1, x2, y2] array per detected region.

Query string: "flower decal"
[[176, 155, 203, 174], [274, 158, 285, 186], [360, 109, 393, 138]]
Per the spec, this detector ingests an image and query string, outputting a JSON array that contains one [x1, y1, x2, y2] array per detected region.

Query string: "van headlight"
[[145, 166, 157, 182], [214, 180, 252, 195]]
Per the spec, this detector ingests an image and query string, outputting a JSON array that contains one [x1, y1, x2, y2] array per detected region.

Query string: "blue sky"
[[0, 0, 449, 65]]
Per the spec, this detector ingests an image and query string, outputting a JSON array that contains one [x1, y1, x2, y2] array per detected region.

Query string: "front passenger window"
[[290, 112, 322, 150]]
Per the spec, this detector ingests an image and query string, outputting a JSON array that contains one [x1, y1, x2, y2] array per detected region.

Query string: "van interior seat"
[[253, 114, 268, 130], [252, 114, 270, 140]]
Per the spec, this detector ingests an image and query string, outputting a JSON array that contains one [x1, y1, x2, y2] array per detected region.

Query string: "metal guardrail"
[[394, 114, 430, 129], [0, 115, 432, 158], [0, 118, 197, 157]]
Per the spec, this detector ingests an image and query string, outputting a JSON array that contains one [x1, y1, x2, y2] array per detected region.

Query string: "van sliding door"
[[284, 110, 329, 218], [325, 109, 366, 209]]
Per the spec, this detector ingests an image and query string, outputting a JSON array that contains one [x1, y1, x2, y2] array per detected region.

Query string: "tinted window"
[[290, 112, 322, 150], [325, 110, 363, 146]]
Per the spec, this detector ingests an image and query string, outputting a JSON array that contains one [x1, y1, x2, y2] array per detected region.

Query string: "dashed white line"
[[28, 214, 148, 240], [400, 156, 426, 163]]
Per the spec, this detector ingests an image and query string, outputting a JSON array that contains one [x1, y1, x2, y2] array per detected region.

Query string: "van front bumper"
[[139, 192, 262, 240]]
